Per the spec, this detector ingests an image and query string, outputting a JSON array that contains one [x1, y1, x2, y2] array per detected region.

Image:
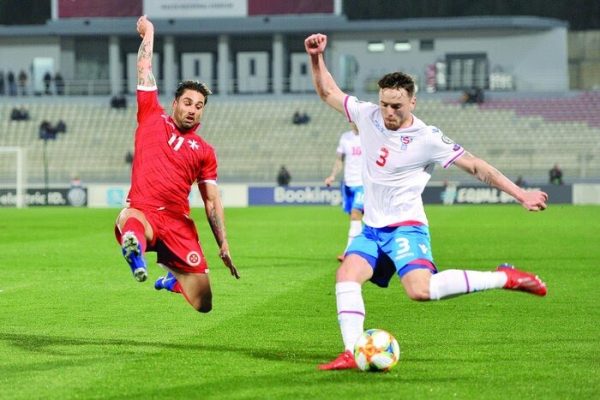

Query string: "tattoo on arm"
[[137, 37, 156, 87], [207, 207, 225, 247]]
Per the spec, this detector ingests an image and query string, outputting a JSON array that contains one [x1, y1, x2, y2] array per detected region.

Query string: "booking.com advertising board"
[[248, 186, 343, 206], [0, 183, 578, 207], [248, 184, 572, 206]]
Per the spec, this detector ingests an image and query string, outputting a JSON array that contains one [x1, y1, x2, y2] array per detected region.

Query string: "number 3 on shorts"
[[394, 237, 410, 259]]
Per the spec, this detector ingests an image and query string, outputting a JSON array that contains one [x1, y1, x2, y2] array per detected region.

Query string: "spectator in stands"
[[54, 72, 65, 95], [10, 106, 30, 121], [461, 87, 484, 107], [55, 119, 67, 134], [515, 176, 527, 187], [125, 150, 134, 165], [70, 175, 82, 188], [292, 110, 310, 125], [18, 69, 28, 96], [0, 70, 5, 95], [305, 33, 549, 371], [111, 94, 127, 109], [549, 164, 563, 185], [43, 71, 53, 95], [7, 71, 17, 96], [277, 165, 292, 186], [39, 120, 57, 140], [115, 15, 239, 314]]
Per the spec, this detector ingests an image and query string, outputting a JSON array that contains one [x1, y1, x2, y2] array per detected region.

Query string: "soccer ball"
[[353, 329, 400, 372]]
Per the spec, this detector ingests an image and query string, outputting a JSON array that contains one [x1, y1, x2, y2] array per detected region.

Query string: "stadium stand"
[[1, 93, 599, 186], [479, 91, 600, 128]]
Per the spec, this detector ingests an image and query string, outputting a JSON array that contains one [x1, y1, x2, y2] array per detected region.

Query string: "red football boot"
[[318, 350, 357, 370], [497, 263, 547, 297]]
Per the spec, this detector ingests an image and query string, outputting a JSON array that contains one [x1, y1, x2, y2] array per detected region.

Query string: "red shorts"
[[115, 208, 209, 274]]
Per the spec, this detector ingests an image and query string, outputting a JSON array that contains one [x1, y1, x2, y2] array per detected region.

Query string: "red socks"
[[122, 218, 147, 253]]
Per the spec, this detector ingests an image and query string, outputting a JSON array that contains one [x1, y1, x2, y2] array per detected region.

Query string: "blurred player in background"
[[305, 33, 549, 370], [114, 15, 239, 313], [324, 122, 364, 262]]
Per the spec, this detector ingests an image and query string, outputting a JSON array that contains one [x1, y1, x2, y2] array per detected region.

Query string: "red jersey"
[[127, 88, 217, 215]]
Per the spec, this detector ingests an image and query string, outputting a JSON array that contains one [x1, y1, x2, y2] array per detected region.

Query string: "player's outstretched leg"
[[121, 231, 148, 282], [318, 350, 357, 370], [497, 263, 547, 296], [154, 271, 182, 293]]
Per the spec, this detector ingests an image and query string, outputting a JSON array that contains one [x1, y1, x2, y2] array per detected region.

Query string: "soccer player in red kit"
[[114, 15, 239, 313]]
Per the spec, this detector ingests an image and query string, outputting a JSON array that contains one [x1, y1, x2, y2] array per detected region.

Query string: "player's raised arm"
[[136, 15, 156, 88], [453, 151, 548, 211], [198, 182, 240, 279], [304, 33, 346, 115]]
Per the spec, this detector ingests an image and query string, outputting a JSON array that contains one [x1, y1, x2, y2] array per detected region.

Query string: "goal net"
[[0, 147, 26, 208]]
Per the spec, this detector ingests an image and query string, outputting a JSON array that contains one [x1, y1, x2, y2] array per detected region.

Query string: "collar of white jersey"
[[392, 114, 427, 134]]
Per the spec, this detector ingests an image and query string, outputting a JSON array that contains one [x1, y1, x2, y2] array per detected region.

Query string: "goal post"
[[0, 147, 27, 208]]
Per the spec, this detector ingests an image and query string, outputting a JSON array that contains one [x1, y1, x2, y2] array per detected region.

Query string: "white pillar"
[[50, 0, 58, 20], [109, 36, 121, 95], [272, 34, 285, 95], [218, 35, 230, 96], [163, 36, 176, 96], [333, 0, 343, 15]]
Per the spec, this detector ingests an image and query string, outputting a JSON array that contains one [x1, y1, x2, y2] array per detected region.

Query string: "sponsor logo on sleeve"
[[441, 135, 454, 144]]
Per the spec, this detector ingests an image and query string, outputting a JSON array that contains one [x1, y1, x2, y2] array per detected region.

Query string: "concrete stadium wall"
[[0, 37, 61, 75], [568, 30, 600, 90], [326, 27, 569, 92]]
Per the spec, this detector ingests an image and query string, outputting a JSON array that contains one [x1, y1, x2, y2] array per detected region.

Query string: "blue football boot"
[[154, 271, 180, 292], [121, 231, 148, 282]]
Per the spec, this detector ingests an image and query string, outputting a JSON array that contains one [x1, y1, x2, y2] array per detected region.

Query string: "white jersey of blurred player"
[[344, 96, 463, 227], [325, 124, 364, 260], [337, 129, 362, 187]]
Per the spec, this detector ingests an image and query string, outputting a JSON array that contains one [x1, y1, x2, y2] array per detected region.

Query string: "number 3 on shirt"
[[376, 147, 389, 166]]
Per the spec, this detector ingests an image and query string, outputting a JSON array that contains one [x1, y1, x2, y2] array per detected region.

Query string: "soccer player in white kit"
[[324, 122, 364, 261], [305, 33, 549, 370]]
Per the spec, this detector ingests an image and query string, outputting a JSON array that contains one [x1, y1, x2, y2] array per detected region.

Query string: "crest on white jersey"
[[401, 136, 413, 150]]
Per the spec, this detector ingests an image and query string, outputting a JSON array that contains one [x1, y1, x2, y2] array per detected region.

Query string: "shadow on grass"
[[0, 333, 481, 399], [0, 331, 325, 363]]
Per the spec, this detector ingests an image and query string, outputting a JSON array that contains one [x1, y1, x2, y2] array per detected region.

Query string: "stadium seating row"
[[479, 91, 600, 128], [0, 94, 599, 186]]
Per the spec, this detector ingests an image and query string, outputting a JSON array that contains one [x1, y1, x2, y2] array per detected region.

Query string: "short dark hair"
[[377, 72, 416, 97], [175, 80, 213, 104]]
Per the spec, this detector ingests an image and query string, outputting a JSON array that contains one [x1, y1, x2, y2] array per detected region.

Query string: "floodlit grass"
[[0, 205, 598, 399]]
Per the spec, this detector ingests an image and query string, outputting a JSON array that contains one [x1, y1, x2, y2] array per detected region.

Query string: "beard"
[[384, 120, 400, 130]]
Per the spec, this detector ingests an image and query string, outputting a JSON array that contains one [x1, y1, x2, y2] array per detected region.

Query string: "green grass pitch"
[[0, 205, 598, 399]]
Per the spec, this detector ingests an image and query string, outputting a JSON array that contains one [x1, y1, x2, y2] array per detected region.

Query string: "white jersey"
[[336, 130, 363, 187], [344, 95, 465, 228]]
